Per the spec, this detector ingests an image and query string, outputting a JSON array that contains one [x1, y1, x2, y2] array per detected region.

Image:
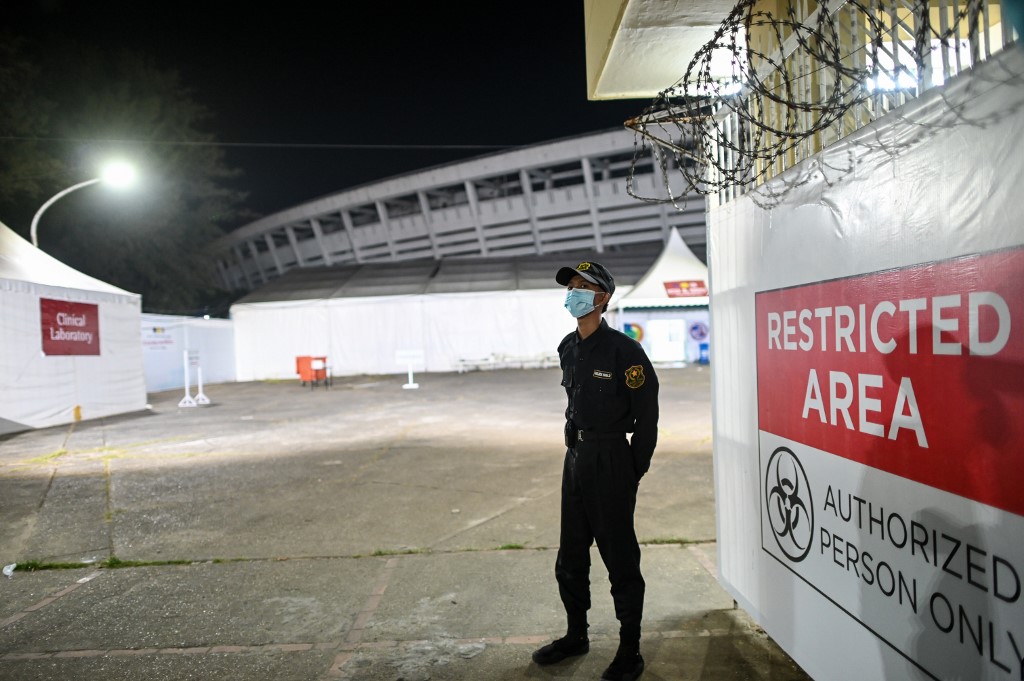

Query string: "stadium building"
[[208, 127, 705, 292]]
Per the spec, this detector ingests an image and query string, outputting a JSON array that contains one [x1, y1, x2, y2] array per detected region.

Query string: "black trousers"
[[554, 438, 644, 643]]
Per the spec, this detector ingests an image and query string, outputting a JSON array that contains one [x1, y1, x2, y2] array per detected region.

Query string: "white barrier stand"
[[395, 349, 424, 390], [178, 350, 197, 407], [403, 365, 419, 390], [194, 366, 210, 405]]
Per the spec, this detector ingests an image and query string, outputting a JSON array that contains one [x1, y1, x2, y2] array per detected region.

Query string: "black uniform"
[[555, 318, 659, 646]]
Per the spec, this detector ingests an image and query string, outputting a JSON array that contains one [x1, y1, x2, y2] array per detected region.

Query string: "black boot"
[[601, 639, 644, 681], [531, 631, 589, 665], [601, 652, 644, 680]]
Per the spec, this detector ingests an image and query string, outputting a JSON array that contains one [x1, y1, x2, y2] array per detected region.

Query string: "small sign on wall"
[[142, 325, 175, 352], [40, 299, 100, 356], [664, 280, 708, 297]]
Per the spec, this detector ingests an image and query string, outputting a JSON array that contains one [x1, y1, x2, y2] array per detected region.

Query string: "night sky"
[[7, 2, 648, 225]]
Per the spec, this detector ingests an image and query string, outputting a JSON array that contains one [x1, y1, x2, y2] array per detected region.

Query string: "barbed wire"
[[626, 0, 1002, 207]]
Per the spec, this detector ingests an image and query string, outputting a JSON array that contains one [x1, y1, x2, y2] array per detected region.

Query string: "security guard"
[[532, 261, 659, 681]]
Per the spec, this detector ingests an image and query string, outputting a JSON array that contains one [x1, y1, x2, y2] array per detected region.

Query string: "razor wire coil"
[[626, 0, 1008, 207]]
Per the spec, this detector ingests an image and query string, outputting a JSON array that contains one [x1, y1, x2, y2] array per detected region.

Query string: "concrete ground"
[[0, 366, 812, 680]]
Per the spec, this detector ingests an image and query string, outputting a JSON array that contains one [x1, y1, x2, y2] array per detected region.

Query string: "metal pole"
[[30, 178, 102, 247], [179, 350, 197, 407]]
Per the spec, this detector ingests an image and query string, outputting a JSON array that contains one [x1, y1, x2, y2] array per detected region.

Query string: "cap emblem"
[[576, 262, 592, 271]]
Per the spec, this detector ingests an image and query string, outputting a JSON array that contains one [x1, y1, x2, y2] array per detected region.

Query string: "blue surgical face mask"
[[564, 288, 598, 318]]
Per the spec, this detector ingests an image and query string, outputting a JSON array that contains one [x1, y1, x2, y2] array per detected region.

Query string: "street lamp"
[[30, 161, 137, 248]]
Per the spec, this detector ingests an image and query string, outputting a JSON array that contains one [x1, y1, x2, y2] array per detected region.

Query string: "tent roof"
[[0, 221, 138, 298], [234, 244, 664, 304], [613, 227, 709, 309]]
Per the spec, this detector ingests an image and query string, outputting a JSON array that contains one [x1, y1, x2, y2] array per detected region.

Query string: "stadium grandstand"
[[209, 127, 704, 292]]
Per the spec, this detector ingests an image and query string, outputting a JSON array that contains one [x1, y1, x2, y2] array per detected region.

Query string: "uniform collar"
[[577, 318, 609, 346]]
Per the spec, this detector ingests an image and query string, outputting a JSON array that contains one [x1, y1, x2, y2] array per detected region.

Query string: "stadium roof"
[[235, 244, 663, 304]]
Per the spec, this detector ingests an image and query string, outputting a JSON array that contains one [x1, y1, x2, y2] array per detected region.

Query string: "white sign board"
[[709, 48, 1024, 681], [395, 349, 426, 367]]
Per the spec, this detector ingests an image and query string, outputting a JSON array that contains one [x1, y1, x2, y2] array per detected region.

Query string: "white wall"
[[230, 289, 585, 381], [140, 314, 236, 393], [709, 48, 1024, 681]]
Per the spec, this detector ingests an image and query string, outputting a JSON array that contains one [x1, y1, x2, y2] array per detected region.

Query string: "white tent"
[[229, 247, 661, 380], [611, 228, 711, 364], [0, 221, 146, 435], [613, 227, 709, 309]]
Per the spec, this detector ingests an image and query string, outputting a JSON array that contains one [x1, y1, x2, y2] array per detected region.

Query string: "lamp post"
[[30, 162, 137, 248]]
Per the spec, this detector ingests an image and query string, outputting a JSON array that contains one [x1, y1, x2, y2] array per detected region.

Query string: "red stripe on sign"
[[755, 248, 1024, 516]]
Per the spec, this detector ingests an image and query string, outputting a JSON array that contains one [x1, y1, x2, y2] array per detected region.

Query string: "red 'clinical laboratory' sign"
[[755, 248, 1024, 516], [40, 299, 100, 356]]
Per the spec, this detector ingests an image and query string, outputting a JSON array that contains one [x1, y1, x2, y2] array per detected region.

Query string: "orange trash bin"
[[296, 355, 313, 384]]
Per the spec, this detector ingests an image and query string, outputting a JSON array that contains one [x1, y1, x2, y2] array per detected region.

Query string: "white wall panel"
[[709, 48, 1024, 681]]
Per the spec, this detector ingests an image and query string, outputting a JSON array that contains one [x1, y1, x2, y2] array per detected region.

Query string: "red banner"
[[756, 249, 1024, 516], [664, 280, 708, 297], [40, 299, 101, 356]]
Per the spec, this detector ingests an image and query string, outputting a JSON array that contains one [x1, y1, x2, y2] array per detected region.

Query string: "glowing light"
[[720, 81, 744, 96], [30, 161, 140, 248], [101, 161, 137, 188], [864, 70, 918, 92]]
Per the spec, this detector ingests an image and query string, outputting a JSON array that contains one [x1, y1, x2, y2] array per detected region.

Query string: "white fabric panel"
[[231, 288, 601, 380], [0, 281, 145, 433], [231, 300, 331, 381], [420, 290, 570, 372], [140, 314, 237, 392], [708, 199, 773, 616], [709, 47, 1024, 681], [327, 296, 426, 375]]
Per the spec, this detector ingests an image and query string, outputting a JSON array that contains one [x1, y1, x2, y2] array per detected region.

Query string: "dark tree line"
[[0, 34, 250, 314]]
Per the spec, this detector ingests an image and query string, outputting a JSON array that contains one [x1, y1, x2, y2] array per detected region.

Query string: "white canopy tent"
[[0, 221, 146, 435], [613, 227, 709, 309], [229, 247, 661, 380], [611, 227, 711, 363]]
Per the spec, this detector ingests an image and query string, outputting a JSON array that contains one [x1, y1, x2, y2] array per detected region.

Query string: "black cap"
[[555, 261, 615, 296]]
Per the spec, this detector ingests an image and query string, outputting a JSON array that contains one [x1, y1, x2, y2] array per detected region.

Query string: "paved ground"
[[0, 366, 812, 680]]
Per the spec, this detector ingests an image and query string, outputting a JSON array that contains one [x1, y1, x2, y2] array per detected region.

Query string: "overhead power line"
[[0, 135, 516, 150]]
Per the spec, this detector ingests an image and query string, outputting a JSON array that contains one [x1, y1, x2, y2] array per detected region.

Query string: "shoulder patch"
[[625, 365, 645, 389]]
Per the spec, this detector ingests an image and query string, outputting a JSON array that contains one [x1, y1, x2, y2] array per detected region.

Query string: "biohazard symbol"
[[625, 365, 645, 389], [765, 447, 814, 562], [576, 262, 592, 271]]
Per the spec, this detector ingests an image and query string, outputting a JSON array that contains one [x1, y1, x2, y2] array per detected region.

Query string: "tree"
[[0, 36, 65, 209], [0, 35, 249, 314]]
